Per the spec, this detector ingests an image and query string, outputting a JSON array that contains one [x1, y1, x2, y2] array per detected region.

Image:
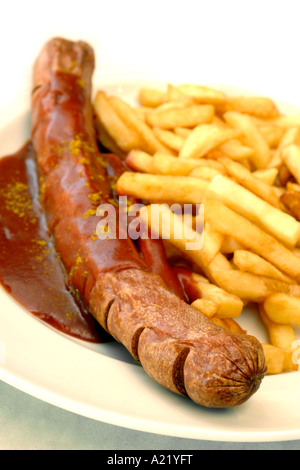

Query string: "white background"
[[1, 0, 300, 450], [1, 0, 300, 109]]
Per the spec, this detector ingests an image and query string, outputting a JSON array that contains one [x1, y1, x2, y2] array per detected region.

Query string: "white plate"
[[1, 72, 300, 443]]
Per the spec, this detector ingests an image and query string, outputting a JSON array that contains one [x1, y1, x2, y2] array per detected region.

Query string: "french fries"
[[208, 269, 274, 302], [269, 114, 300, 128], [259, 304, 299, 372], [173, 84, 228, 105], [204, 199, 300, 278], [267, 127, 300, 169], [223, 111, 270, 169], [209, 139, 255, 160], [108, 95, 173, 155], [153, 126, 185, 152], [280, 190, 300, 221], [165, 84, 195, 106], [219, 157, 281, 208], [179, 124, 240, 159], [261, 344, 286, 375], [264, 293, 300, 326], [191, 298, 219, 318], [189, 166, 224, 181], [199, 221, 224, 266], [93, 81, 300, 375], [226, 96, 280, 119], [138, 87, 165, 108], [116, 172, 208, 204], [252, 168, 278, 186], [146, 104, 215, 129], [152, 152, 226, 176], [191, 274, 243, 318], [233, 250, 295, 284], [94, 91, 141, 152], [282, 144, 300, 184], [207, 174, 300, 246], [125, 149, 157, 173], [138, 204, 206, 270]]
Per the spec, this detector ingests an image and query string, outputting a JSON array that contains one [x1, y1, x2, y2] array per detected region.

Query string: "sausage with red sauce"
[[31, 37, 267, 408]]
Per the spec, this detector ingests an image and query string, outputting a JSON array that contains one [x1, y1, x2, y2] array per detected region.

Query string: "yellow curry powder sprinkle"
[[68, 134, 95, 157], [108, 198, 118, 207], [66, 311, 76, 320], [88, 192, 103, 206], [35, 240, 47, 247], [40, 182, 46, 196], [54, 134, 95, 159], [76, 79, 85, 89], [79, 157, 90, 165], [91, 231, 98, 242], [33, 239, 55, 265], [84, 208, 97, 219], [1, 182, 33, 219], [96, 155, 107, 169], [75, 255, 83, 266]]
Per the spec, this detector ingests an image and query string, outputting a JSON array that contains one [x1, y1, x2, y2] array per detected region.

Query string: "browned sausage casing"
[[31, 37, 267, 408]]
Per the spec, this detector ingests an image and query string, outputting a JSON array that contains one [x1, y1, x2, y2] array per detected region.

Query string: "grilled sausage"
[[31, 37, 267, 408]]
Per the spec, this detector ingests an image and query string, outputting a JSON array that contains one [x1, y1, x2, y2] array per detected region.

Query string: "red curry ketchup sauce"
[[173, 266, 201, 303], [0, 140, 193, 343], [0, 141, 108, 342]]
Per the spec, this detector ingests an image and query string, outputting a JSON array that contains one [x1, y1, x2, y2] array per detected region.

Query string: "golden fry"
[[219, 157, 281, 208], [227, 96, 280, 119], [269, 114, 300, 128], [224, 111, 270, 168], [179, 124, 240, 159], [94, 91, 141, 152], [210, 269, 273, 302], [264, 293, 300, 326], [109, 95, 172, 154], [198, 221, 224, 265], [138, 87, 165, 107], [233, 250, 295, 284], [146, 104, 214, 129], [153, 127, 185, 151], [125, 150, 157, 173], [116, 172, 208, 204], [210, 139, 254, 160], [152, 152, 226, 176], [267, 127, 300, 169], [204, 199, 300, 278], [165, 84, 195, 106], [258, 124, 284, 148], [280, 190, 300, 222], [192, 277, 243, 318], [282, 144, 300, 184], [259, 304, 299, 371], [138, 204, 206, 271], [94, 118, 125, 158], [221, 236, 244, 254], [191, 298, 219, 318], [189, 166, 224, 181], [261, 344, 286, 375], [252, 168, 278, 186], [174, 84, 228, 105], [207, 175, 300, 246]]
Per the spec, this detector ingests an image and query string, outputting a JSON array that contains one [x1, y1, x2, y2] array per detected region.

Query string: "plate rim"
[[1, 76, 300, 443]]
